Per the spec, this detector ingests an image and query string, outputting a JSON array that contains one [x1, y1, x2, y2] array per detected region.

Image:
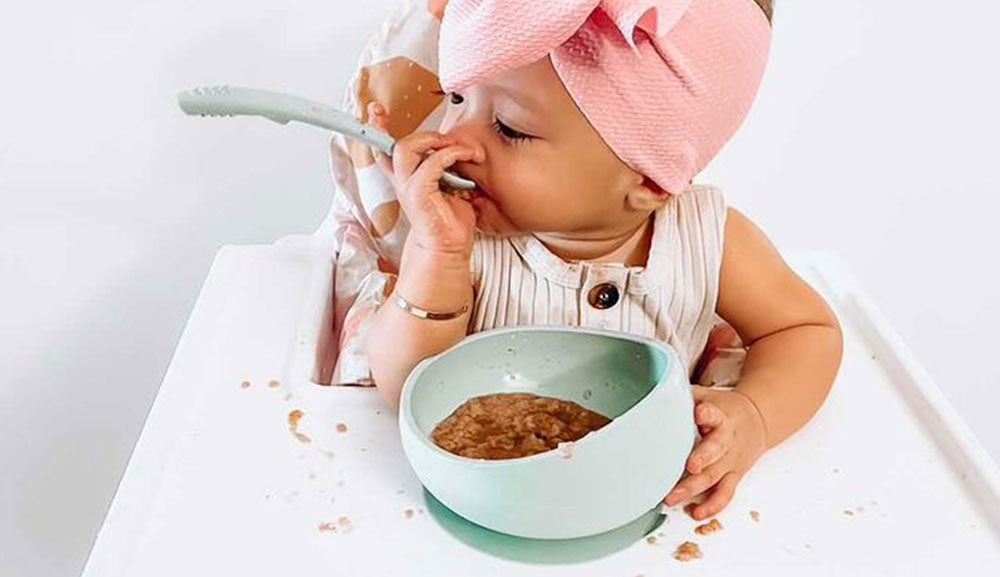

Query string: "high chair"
[[83, 1, 1000, 574]]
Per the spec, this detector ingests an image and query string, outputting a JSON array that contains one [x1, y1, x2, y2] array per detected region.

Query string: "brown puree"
[[430, 392, 611, 460]]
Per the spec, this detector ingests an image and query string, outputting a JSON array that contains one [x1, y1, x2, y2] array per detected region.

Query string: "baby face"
[[441, 56, 660, 238]]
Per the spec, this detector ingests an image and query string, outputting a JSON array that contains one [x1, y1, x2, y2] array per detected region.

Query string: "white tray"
[[82, 237, 1000, 576]]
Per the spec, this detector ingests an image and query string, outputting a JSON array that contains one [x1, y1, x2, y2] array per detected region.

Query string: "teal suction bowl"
[[399, 326, 696, 540]]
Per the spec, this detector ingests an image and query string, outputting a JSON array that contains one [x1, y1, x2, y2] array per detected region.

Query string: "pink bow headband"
[[439, 0, 771, 195]]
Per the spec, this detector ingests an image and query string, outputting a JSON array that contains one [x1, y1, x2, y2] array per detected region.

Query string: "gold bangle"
[[394, 295, 469, 320]]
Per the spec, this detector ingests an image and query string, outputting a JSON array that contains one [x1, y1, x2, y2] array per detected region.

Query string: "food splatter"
[[750, 510, 760, 522], [673, 541, 702, 561], [268, 380, 280, 388], [694, 519, 723, 535], [557, 441, 575, 459], [240, 380, 251, 389], [404, 509, 415, 519], [336, 422, 349, 433], [288, 409, 311, 443]]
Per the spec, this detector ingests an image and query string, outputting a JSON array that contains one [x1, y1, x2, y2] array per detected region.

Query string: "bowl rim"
[[399, 325, 686, 468]]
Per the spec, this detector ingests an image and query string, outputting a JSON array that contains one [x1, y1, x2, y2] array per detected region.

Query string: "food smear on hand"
[[431, 393, 610, 459]]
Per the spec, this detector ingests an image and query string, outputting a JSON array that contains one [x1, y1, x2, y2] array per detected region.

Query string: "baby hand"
[[389, 130, 482, 258], [663, 386, 767, 520]]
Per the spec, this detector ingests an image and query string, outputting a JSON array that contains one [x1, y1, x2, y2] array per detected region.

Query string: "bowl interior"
[[408, 328, 670, 437]]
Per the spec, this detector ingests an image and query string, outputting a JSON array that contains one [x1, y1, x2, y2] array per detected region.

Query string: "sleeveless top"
[[331, 183, 728, 384], [467, 184, 728, 377]]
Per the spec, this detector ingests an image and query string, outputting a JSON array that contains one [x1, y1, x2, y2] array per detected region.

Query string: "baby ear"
[[625, 176, 670, 211]]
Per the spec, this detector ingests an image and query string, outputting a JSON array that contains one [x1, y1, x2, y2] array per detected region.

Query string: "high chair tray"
[[82, 237, 1000, 576]]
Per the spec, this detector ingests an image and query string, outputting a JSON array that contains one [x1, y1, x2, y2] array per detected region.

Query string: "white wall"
[[0, 1, 996, 575]]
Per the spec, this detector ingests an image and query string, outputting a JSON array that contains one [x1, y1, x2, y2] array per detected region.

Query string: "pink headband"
[[439, 0, 771, 195]]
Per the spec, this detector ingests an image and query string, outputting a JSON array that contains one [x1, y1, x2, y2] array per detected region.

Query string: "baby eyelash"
[[491, 118, 532, 143]]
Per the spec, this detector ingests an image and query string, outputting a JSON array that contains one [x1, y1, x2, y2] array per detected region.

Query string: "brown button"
[[587, 282, 620, 309]]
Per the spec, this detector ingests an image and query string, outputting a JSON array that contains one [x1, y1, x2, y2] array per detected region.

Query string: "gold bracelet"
[[395, 295, 469, 320]]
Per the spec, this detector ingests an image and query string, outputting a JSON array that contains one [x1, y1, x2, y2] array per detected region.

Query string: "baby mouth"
[[444, 169, 488, 200]]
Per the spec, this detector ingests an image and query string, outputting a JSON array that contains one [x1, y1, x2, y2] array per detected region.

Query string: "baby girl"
[[358, 0, 842, 520]]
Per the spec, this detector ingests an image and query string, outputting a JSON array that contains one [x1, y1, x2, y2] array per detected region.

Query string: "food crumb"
[[336, 422, 348, 433], [646, 535, 657, 545], [557, 441, 575, 459], [750, 510, 760, 522], [844, 510, 855, 516], [308, 471, 316, 481], [694, 519, 723, 535], [418, 507, 425, 515], [288, 410, 311, 443], [404, 508, 415, 519], [673, 541, 702, 562], [855, 505, 865, 513], [268, 380, 280, 388], [582, 389, 592, 400], [318, 522, 337, 533], [240, 380, 251, 389]]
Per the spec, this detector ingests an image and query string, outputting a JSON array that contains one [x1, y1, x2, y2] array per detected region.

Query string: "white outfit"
[[333, 184, 729, 384]]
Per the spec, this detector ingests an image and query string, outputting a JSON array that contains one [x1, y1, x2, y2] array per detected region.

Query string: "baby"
[[360, 0, 843, 520]]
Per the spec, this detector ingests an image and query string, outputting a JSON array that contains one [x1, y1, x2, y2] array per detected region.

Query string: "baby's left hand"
[[663, 386, 767, 520]]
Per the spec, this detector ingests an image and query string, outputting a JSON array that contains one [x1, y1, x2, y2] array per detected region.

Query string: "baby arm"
[[665, 207, 844, 518], [367, 250, 473, 411], [365, 131, 482, 410]]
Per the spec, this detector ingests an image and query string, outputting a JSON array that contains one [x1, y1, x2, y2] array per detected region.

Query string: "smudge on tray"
[[288, 409, 311, 443]]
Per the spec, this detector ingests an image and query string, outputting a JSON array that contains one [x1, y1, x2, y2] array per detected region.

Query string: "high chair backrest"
[[314, 0, 450, 384], [318, 0, 450, 270]]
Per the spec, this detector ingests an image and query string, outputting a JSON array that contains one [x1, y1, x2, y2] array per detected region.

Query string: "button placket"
[[580, 264, 628, 330]]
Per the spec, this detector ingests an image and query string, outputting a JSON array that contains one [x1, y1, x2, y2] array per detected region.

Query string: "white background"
[[1, 1, 997, 575]]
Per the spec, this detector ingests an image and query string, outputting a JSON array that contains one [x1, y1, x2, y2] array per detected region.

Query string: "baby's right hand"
[[388, 130, 482, 259]]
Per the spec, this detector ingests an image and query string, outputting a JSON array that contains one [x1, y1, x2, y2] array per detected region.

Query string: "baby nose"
[[443, 131, 486, 163]]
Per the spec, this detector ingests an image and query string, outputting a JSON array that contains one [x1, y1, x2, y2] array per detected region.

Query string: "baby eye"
[[492, 118, 533, 144]]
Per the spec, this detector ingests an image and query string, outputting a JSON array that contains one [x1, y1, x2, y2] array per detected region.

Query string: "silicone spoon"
[[176, 85, 477, 192]]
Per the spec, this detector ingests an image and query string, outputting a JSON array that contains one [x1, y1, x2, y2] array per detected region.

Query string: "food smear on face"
[[430, 393, 610, 460]]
